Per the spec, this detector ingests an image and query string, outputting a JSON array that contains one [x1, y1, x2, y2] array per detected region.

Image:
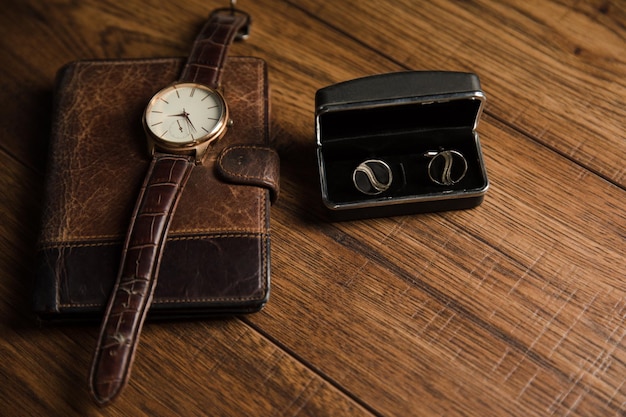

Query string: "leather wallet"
[[34, 57, 279, 320]]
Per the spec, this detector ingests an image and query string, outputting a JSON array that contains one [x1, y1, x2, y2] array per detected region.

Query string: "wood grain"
[[0, 0, 624, 416]]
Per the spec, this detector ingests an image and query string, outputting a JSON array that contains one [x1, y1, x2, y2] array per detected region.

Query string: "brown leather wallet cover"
[[34, 57, 279, 320]]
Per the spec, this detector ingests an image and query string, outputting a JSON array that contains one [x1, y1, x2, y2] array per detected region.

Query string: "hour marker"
[[190, 88, 196, 97], [201, 94, 211, 101], [207, 117, 218, 120], [151, 110, 163, 113], [175, 89, 180, 98], [151, 122, 163, 126], [207, 105, 217, 109], [202, 127, 209, 133], [160, 98, 169, 104]]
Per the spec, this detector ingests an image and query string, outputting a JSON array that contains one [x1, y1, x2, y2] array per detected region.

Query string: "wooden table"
[[1, 1, 624, 416]]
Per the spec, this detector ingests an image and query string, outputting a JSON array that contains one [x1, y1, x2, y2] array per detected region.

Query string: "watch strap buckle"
[[211, 6, 251, 41]]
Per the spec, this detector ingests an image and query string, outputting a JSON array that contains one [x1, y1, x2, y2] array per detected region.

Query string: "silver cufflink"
[[352, 159, 393, 195], [425, 149, 468, 186]]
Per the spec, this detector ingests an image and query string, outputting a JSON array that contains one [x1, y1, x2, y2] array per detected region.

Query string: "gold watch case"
[[143, 82, 231, 164]]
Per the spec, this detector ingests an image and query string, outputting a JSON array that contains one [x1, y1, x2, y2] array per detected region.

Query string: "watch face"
[[144, 83, 228, 146]]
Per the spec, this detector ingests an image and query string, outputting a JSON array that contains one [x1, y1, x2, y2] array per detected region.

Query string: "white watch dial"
[[144, 83, 227, 145]]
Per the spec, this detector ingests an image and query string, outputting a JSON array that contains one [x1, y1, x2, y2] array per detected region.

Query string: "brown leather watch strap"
[[89, 153, 194, 406], [179, 9, 250, 88]]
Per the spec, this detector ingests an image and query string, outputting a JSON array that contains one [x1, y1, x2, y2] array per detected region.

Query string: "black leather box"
[[315, 71, 489, 220]]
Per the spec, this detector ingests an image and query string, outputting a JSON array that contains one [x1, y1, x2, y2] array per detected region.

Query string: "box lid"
[[315, 71, 485, 145]]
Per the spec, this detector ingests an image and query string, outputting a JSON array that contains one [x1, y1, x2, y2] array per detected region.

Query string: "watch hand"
[[184, 117, 197, 133], [182, 109, 197, 133]]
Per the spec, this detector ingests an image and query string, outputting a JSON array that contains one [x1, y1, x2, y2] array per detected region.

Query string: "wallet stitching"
[[60, 295, 264, 308], [39, 232, 267, 249]]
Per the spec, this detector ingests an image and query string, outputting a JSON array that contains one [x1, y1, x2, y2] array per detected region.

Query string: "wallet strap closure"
[[217, 145, 280, 203]]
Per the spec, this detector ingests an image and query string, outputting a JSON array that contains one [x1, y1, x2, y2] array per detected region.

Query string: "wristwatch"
[[89, 8, 250, 406]]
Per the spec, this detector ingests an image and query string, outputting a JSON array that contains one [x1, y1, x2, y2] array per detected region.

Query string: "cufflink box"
[[315, 71, 489, 220]]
